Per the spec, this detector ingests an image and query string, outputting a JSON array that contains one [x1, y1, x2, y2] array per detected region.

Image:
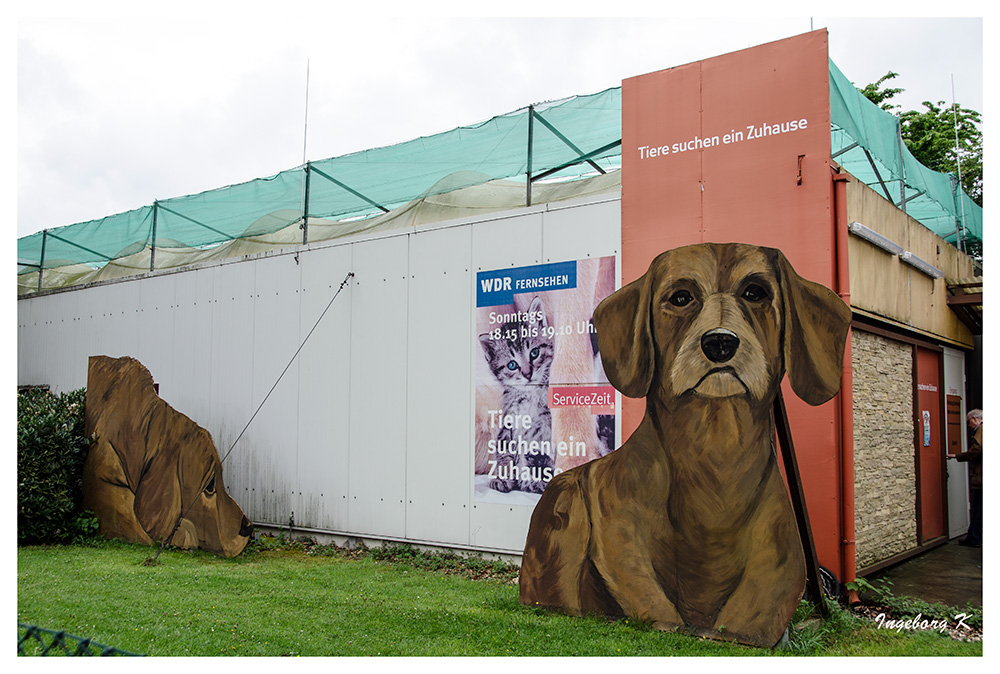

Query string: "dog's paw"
[[490, 478, 515, 493], [521, 480, 547, 494]]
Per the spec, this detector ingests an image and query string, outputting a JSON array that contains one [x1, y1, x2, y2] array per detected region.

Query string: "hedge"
[[17, 388, 97, 544]]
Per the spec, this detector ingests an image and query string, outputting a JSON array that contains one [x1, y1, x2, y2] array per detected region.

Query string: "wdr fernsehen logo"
[[477, 261, 577, 307]]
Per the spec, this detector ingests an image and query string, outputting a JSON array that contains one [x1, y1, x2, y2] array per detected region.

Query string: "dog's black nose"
[[701, 329, 740, 363]]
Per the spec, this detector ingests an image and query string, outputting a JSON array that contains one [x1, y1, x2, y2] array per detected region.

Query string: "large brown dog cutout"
[[83, 356, 252, 557], [519, 243, 851, 647]]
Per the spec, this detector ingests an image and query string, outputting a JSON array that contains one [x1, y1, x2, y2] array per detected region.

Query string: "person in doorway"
[[949, 409, 982, 548]]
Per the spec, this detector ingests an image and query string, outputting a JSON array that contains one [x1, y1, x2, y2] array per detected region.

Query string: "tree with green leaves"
[[860, 71, 982, 207], [901, 101, 982, 207], [860, 71, 905, 112]]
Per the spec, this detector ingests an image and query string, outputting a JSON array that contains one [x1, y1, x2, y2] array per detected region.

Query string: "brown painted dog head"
[[594, 243, 851, 408], [83, 356, 252, 558]]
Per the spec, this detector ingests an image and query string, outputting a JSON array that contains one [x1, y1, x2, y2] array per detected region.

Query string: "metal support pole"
[[862, 147, 894, 203], [308, 166, 389, 214], [150, 202, 159, 272], [301, 164, 311, 246], [300, 59, 312, 246], [531, 140, 622, 183], [774, 389, 830, 615], [951, 76, 967, 252], [155, 204, 234, 241], [526, 105, 534, 207], [831, 141, 859, 159], [37, 229, 47, 292], [953, 176, 964, 253], [896, 122, 907, 213]]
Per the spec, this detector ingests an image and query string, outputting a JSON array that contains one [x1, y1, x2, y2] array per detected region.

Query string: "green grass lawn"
[[16, 539, 982, 657]]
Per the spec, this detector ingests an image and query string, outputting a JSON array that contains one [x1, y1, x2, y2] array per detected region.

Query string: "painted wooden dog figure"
[[518, 243, 851, 647]]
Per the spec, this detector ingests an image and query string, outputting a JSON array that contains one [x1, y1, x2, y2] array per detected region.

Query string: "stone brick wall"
[[852, 329, 917, 569]]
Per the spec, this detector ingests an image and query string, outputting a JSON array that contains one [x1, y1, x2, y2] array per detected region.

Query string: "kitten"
[[479, 296, 555, 494]]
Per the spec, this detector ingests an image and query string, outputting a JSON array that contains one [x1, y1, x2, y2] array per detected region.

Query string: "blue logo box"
[[477, 260, 577, 307]]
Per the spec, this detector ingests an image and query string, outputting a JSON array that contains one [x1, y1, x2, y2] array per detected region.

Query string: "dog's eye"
[[668, 290, 694, 307], [529, 347, 540, 360], [204, 475, 216, 496], [741, 283, 769, 302], [506, 360, 518, 371]]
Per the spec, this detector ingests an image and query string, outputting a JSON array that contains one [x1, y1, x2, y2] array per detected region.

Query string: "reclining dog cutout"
[[518, 243, 851, 647], [83, 356, 253, 558]]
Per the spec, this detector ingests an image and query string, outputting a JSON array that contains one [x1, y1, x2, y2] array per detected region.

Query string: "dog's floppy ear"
[[594, 268, 655, 398], [774, 250, 852, 406], [132, 449, 183, 541]]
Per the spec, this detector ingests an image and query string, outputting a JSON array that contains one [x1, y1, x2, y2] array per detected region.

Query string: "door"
[[914, 346, 947, 543]]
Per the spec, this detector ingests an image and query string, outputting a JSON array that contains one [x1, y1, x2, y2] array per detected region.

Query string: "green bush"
[[17, 387, 95, 544]]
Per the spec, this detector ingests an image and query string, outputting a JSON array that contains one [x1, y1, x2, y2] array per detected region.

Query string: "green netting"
[[306, 87, 623, 222], [18, 205, 154, 272], [18, 62, 981, 292], [829, 59, 982, 246], [156, 168, 305, 245]]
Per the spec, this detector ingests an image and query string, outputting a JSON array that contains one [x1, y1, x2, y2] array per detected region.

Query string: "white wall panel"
[[134, 273, 177, 390], [73, 286, 107, 392], [468, 503, 535, 552], [542, 198, 621, 263], [166, 268, 216, 420], [18, 293, 50, 388], [24, 293, 52, 388], [207, 262, 257, 520], [472, 212, 544, 272], [405, 226, 474, 545], [50, 291, 81, 390], [97, 280, 142, 368], [16, 298, 33, 385], [76, 282, 139, 390], [295, 245, 354, 532], [348, 236, 410, 538], [245, 254, 303, 526]]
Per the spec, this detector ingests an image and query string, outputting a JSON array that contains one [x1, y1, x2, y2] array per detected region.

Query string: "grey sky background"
[[13, 8, 987, 239]]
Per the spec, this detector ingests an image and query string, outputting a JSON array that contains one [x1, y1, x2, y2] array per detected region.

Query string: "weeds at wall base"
[[247, 535, 521, 583]]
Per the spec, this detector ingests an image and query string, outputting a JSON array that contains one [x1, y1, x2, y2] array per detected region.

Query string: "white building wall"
[[16, 193, 621, 554]]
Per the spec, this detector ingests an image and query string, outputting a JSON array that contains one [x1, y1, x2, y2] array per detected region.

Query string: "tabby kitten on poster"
[[479, 296, 555, 494]]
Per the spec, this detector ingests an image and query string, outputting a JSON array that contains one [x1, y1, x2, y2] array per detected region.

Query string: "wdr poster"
[[473, 256, 617, 505]]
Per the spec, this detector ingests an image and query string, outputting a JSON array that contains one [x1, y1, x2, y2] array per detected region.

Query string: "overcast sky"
[[11, 6, 988, 239]]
